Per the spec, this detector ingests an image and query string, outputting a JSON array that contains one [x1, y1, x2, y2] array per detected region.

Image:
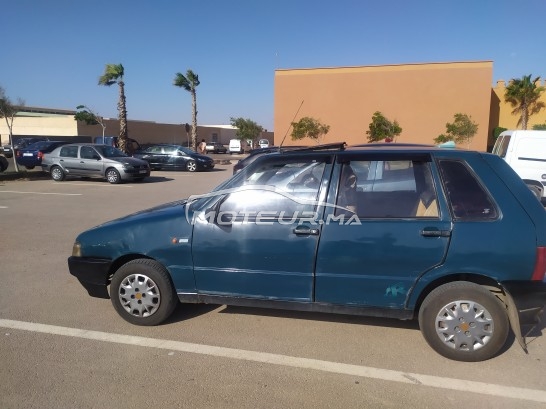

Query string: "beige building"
[[0, 107, 274, 148], [274, 61, 493, 150]]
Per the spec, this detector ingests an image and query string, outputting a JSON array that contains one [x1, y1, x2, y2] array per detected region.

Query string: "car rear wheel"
[[51, 166, 65, 181], [110, 259, 178, 326], [186, 160, 197, 172], [106, 168, 121, 184], [418, 281, 509, 362]]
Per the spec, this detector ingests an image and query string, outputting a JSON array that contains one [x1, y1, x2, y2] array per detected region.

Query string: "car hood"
[[76, 200, 193, 259], [109, 156, 148, 166]]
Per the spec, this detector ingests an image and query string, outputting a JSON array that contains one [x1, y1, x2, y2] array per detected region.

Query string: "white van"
[[229, 139, 243, 154], [258, 139, 270, 149], [492, 130, 546, 201]]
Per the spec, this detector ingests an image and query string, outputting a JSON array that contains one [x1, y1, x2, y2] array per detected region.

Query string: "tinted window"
[[81, 146, 98, 159], [438, 160, 498, 220], [335, 159, 438, 218], [60, 146, 78, 158]]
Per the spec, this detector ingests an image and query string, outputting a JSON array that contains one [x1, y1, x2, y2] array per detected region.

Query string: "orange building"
[[274, 61, 494, 151]]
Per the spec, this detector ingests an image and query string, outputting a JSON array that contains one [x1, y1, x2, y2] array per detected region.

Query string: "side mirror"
[[93, 155, 101, 161]]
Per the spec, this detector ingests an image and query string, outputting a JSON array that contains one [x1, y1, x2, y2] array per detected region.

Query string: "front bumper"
[[121, 168, 151, 179], [197, 162, 215, 170], [68, 256, 112, 299]]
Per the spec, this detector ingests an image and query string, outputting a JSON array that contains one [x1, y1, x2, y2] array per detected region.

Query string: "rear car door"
[[57, 145, 81, 174], [315, 153, 451, 308]]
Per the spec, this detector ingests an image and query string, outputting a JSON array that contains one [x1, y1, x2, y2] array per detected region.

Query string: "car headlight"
[[72, 241, 82, 257], [122, 163, 132, 169]]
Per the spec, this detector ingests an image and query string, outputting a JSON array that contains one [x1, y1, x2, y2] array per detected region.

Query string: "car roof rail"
[[350, 143, 435, 148], [281, 142, 347, 153]]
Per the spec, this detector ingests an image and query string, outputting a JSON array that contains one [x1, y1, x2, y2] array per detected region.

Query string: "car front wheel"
[[418, 281, 509, 362], [110, 259, 178, 326], [51, 165, 65, 181], [186, 160, 197, 172], [106, 168, 121, 184]]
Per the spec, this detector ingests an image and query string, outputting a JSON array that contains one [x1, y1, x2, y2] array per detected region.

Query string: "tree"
[[74, 105, 106, 137], [98, 64, 128, 152], [290, 116, 330, 144], [174, 70, 200, 150], [504, 74, 545, 130], [366, 111, 402, 142], [230, 117, 264, 147], [434, 113, 478, 147], [532, 123, 546, 130], [0, 86, 24, 172]]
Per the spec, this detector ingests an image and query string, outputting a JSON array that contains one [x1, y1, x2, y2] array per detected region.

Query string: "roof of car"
[[277, 142, 466, 155]]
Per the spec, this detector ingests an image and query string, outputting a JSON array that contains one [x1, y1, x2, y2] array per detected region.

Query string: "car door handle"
[[420, 228, 451, 237], [293, 226, 320, 236]]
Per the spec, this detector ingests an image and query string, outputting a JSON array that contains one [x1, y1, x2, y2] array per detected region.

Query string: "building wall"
[[0, 113, 273, 147], [491, 79, 546, 130], [274, 61, 493, 151]]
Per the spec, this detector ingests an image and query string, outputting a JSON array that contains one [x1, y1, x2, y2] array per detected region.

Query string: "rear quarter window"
[[438, 159, 498, 220], [60, 146, 78, 158]]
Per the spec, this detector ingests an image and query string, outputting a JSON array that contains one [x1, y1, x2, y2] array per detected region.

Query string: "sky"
[[1, 0, 545, 132]]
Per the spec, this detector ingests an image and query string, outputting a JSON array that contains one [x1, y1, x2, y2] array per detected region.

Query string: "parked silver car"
[[41, 143, 150, 184]]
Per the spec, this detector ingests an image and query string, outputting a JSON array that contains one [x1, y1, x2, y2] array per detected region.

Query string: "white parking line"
[[55, 182, 133, 188], [0, 191, 82, 196], [1, 318, 545, 403]]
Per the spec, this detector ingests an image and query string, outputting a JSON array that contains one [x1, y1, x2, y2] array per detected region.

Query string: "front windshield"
[[94, 145, 128, 158]]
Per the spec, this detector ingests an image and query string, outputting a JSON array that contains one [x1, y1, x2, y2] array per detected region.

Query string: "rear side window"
[[335, 159, 438, 218], [60, 146, 78, 158], [438, 160, 498, 220]]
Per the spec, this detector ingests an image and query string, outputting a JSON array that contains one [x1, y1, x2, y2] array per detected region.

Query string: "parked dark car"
[[133, 144, 214, 172], [68, 143, 546, 362], [16, 140, 68, 169], [0, 155, 8, 172], [94, 136, 142, 154], [3, 137, 49, 158], [41, 143, 150, 184], [206, 142, 227, 154]]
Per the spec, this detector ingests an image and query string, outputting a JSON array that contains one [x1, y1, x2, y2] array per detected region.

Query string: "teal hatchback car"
[[68, 143, 546, 361]]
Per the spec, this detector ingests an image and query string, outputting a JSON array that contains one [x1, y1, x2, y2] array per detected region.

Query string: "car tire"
[[106, 168, 121, 184], [110, 259, 178, 326], [50, 165, 65, 181], [186, 160, 197, 172], [418, 281, 509, 362]]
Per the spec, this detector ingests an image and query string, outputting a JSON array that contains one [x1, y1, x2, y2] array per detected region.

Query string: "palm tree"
[[174, 70, 200, 150], [504, 74, 545, 130], [99, 64, 129, 152]]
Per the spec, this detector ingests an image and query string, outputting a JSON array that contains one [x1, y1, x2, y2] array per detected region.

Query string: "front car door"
[[190, 154, 332, 301], [79, 145, 104, 176], [315, 152, 451, 309]]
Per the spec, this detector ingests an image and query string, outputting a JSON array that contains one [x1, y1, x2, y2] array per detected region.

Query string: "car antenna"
[[279, 100, 304, 149]]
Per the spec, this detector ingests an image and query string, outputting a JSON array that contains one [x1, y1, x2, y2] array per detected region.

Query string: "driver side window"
[[220, 159, 326, 220]]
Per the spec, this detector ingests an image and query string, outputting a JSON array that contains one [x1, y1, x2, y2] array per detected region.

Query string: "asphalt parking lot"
[[1, 162, 545, 409]]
